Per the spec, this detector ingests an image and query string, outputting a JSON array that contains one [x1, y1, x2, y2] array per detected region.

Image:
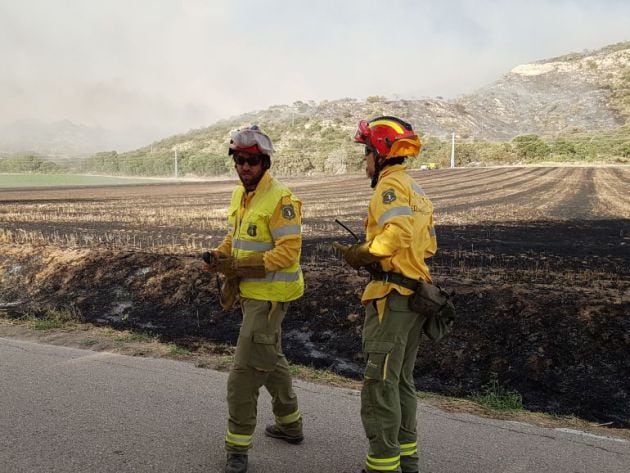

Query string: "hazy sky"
[[1, 0, 629, 142]]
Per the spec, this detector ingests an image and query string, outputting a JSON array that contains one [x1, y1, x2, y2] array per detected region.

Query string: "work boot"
[[264, 424, 304, 444], [225, 453, 248, 473]]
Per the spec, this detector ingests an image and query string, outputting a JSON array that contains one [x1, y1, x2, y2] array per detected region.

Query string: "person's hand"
[[234, 254, 266, 278], [332, 241, 380, 270], [202, 250, 233, 274], [201, 250, 217, 272], [332, 242, 351, 254], [214, 254, 238, 277]]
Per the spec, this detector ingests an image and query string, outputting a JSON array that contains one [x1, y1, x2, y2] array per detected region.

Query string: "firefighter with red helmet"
[[203, 125, 304, 473], [333, 116, 437, 473]]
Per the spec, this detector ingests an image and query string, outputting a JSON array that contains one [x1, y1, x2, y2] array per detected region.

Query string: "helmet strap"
[[262, 155, 271, 170]]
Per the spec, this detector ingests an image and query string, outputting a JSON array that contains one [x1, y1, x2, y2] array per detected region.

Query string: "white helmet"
[[228, 125, 275, 156]]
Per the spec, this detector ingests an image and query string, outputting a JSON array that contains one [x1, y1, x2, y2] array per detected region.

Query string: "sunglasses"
[[234, 154, 263, 167]]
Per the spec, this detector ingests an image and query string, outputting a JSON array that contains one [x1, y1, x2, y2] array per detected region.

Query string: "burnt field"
[[1, 166, 629, 427]]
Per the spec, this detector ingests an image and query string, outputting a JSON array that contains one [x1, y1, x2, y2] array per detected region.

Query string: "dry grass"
[[0, 167, 628, 252]]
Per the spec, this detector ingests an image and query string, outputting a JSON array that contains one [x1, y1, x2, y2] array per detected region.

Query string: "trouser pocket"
[[363, 340, 395, 381], [248, 331, 279, 371]]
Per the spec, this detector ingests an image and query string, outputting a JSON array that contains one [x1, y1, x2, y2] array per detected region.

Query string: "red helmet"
[[354, 116, 421, 159]]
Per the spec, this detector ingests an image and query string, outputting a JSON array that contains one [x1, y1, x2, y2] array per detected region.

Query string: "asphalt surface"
[[1, 337, 628, 473]]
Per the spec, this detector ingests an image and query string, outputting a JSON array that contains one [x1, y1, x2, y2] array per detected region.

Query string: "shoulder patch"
[[381, 188, 397, 204], [282, 204, 296, 220]]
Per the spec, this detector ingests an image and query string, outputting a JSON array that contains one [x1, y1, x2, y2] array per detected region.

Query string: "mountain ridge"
[[136, 40, 629, 153], [1, 41, 628, 162]]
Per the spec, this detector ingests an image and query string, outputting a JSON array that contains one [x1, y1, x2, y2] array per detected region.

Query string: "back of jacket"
[[363, 164, 437, 303]]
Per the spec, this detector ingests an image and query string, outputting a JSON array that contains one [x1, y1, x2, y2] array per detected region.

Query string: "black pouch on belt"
[[409, 281, 456, 341]]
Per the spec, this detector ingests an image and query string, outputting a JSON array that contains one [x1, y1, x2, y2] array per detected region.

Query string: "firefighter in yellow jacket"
[[203, 125, 304, 473], [333, 117, 437, 473]]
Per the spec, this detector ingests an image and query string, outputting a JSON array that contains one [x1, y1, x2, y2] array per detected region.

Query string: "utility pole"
[[174, 148, 179, 178], [450, 131, 456, 168]]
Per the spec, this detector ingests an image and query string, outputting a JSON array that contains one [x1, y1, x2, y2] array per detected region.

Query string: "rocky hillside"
[[145, 42, 629, 147], [98, 41, 628, 174], [4, 42, 628, 169], [458, 41, 630, 139]]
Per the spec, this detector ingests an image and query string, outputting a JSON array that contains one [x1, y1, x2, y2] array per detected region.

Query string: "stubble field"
[[0, 166, 629, 426]]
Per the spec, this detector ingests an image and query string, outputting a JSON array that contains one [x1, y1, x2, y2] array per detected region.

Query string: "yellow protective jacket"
[[362, 163, 437, 304], [216, 172, 304, 302]]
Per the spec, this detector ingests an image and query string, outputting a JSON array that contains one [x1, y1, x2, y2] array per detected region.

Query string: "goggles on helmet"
[[354, 116, 420, 159], [228, 125, 275, 156], [354, 120, 372, 145]]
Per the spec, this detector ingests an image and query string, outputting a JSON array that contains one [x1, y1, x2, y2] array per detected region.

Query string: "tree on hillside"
[[0, 155, 60, 173], [513, 135, 551, 160]]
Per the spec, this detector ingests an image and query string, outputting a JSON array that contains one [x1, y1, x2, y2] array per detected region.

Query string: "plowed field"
[[1, 166, 629, 426]]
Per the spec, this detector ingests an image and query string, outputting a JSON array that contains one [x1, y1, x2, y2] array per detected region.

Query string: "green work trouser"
[[361, 291, 426, 473], [225, 298, 302, 454]]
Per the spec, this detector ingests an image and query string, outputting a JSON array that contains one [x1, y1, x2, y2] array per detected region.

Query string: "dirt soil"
[[1, 217, 628, 428]]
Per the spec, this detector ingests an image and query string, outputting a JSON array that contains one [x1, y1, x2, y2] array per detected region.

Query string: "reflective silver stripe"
[[225, 430, 252, 447], [378, 206, 412, 227], [241, 269, 302, 283], [271, 224, 301, 240], [428, 226, 436, 236], [399, 442, 418, 456], [366, 455, 401, 471], [276, 409, 301, 424], [233, 239, 273, 251], [411, 182, 425, 195]]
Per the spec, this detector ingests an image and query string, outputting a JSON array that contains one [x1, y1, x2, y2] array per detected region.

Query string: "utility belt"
[[370, 270, 420, 291], [371, 269, 456, 342]]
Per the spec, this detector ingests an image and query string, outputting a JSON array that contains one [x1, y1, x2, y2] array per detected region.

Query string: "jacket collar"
[[378, 163, 407, 181]]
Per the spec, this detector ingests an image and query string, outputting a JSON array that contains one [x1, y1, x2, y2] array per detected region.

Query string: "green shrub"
[[0, 155, 61, 173], [472, 374, 523, 411], [513, 135, 551, 160]]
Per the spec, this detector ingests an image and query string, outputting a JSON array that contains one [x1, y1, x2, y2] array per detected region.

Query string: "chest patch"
[[247, 224, 257, 237], [282, 204, 296, 220], [382, 189, 397, 204]]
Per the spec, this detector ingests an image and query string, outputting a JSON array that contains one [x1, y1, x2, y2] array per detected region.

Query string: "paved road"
[[1, 337, 628, 473]]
